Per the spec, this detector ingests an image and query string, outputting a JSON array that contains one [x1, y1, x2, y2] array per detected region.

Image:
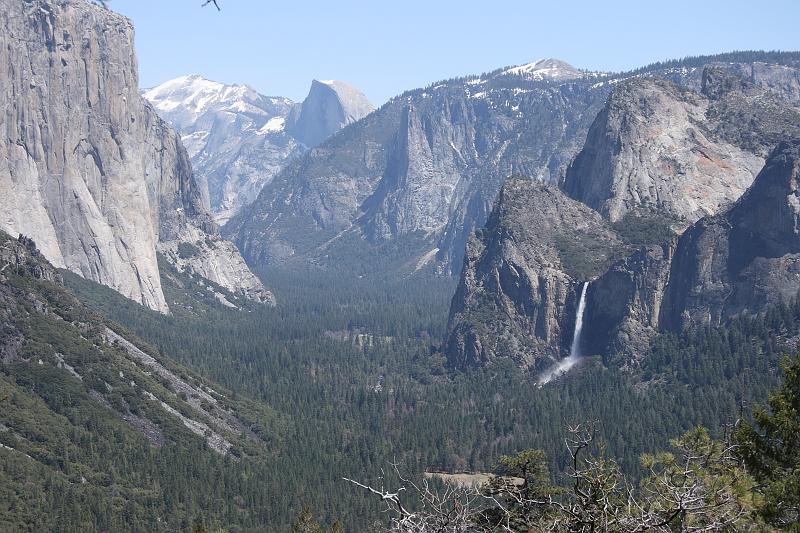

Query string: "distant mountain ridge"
[[226, 52, 800, 280], [144, 76, 374, 224]]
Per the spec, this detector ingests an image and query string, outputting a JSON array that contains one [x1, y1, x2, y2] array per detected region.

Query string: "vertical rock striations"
[[0, 0, 271, 312]]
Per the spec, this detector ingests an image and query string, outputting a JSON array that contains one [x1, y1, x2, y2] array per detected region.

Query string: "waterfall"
[[537, 281, 590, 386], [569, 282, 589, 358]]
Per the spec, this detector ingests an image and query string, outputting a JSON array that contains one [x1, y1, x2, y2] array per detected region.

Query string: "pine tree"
[[735, 355, 800, 531]]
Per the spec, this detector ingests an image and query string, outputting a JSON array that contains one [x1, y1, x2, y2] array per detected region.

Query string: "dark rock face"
[[0, 0, 271, 311], [229, 54, 800, 277], [444, 179, 622, 369], [582, 241, 677, 365], [661, 140, 800, 331], [0, 234, 61, 284]]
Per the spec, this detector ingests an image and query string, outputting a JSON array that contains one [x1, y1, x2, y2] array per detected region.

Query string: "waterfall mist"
[[537, 282, 589, 385]]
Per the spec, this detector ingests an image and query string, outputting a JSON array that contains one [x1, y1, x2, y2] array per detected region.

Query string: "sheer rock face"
[[562, 71, 800, 225], [444, 179, 622, 369], [0, 0, 271, 312], [286, 79, 374, 149], [661, 140, 800, 331]]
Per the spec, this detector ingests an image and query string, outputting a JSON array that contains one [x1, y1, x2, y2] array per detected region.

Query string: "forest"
[[45, 259, 797, 531]]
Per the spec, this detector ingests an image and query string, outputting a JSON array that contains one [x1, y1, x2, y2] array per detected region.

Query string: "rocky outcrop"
[[0, 0, 271, 312], [445, 179, 623, 369], [0, 233, 61, 284], [285, 79, 374, 148], [144, 75, 302, 225], [715, 60, 800, 106], [562, 71, 800, 225], [158, 226, 275, 305]]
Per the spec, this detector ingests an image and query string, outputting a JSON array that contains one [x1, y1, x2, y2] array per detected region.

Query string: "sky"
[[114, 0, 800, 106]]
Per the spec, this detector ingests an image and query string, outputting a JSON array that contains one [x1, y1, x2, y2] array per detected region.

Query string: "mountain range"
[[446, 63, 800, 371], [144, 75, 374, 225], [224, 52, 800, 280]]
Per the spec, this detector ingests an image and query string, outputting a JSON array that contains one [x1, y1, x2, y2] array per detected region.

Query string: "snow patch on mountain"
[[501, 58, 584, 81], [258, 116, 286, 134]]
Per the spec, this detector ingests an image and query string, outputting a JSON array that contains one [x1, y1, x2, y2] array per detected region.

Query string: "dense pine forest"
[[55, 260, 795, 531]]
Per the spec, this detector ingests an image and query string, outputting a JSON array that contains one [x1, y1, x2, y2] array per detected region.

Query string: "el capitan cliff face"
[[0, 0, 271, 312]]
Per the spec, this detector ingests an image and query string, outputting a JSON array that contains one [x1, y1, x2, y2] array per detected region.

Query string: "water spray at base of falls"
[[537, 281, 589, 386]]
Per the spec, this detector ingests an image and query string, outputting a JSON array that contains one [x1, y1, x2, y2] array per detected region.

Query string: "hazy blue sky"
[[114, 0, 800, 105]]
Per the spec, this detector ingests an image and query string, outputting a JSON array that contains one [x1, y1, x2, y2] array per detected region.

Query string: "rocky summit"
[[0, 0, 272, 312], [285, 79, 375, 149]]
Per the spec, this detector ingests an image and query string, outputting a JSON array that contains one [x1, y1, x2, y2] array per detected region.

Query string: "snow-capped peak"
[[500, 58, 583, 81], [145, 75, 248, 113]]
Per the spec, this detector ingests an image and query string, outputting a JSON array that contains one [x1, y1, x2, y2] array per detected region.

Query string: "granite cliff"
[[0, 0, 271, 312]]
